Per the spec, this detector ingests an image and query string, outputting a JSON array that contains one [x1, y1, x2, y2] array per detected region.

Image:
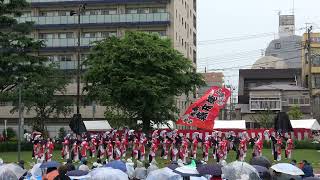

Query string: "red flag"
[[176, 86, 231, 130]]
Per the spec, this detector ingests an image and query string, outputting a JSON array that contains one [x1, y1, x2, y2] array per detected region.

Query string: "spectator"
[[147, 159, 158, 175], [126, 158, 135, 179], [78, 159, 89, 172], [134, 160, 147, 180], [65, 159, 75, 172], [301, 160, 314, 178], [18, 160, 25, 169], [53, 165, 71, 180], [290, 159, 297, 166], [43, 167, 59, 180]]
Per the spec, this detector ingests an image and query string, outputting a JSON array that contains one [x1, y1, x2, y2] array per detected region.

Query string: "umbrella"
[[0, 168, 17, 180], [30, 163, 42, 177], [222, 161, 260, 180], [173, 160, 201, 177], [167, 163, 180, 170], [0, 163, 27, 179], [271, 163, 304, 176], [250, 156, 272, 168], [105, 160, 127, 172], [39, 161, 60, 169], [89, 167, 128, 180], [304, 177, 320, 180], [66, 170, 90, 180], [196, 164, 222, 177], [146, 167, 182, 180], [252, 165, 271, 179]]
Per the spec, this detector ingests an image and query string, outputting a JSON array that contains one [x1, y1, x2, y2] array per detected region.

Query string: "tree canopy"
[[288, 105, 303, 120], [84, 32, 205, 131], [0, 0, 71, 133]]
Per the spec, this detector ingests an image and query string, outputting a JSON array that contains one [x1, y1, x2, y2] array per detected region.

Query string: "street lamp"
[[70, 4, 86, 134]]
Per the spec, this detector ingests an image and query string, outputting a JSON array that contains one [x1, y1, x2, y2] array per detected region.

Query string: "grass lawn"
[[1, 149, 319, 171]]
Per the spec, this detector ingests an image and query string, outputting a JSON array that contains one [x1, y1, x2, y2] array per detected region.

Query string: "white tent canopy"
[[290, 119, 320, 130], [214, 120, 246, 130], [83, 121, 112, 131]]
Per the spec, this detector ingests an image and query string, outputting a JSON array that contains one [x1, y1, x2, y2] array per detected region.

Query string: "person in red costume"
[[180, 136, 189, 163], [45, 138, 54, 162], [275, 134, 283, 161], [285, 137, 294, 159], [238, 135, 247, 161], [89, 137, 97, 158], [61, 137, 70, 160], [97, 137, 105, 159], [132, 136, 139, 160], [149, 138, 158, 163], [80, 139, 89, 160], [162, 136, 171, 160], [191, 133, 199, 159], [72, 140, 80, 162], [253, 135, 263, 157], [114, 138, 122, 160], [120, 134, 128, 158], [139, 134, 147, 161], [106, 139, 114, 161], [217, 137, 227, 162], [203, 135, 211, 162]]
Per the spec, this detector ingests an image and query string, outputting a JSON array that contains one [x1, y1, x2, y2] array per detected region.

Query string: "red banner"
[[176, 86, 231, 130]]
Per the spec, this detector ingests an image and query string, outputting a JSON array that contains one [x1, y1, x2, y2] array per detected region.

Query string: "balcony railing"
[[16, 13, 169, 25], [40, 37, 104, 47]]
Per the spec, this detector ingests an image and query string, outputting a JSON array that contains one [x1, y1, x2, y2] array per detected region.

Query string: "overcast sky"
[[197, 0, 320, 92]]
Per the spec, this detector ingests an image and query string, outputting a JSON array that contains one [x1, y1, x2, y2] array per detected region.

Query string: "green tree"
[[11, 69, 72, 132], [288, 105, 303, 120], [0, 0, 72, 133], [250, 109, 275, 128], [58, 127, 66, 141], [84, 32, 205, 132]]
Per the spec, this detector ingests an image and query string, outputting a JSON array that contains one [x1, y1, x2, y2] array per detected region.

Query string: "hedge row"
[[0, 142, 62, 152]]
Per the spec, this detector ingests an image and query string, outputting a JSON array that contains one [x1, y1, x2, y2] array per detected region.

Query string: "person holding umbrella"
[[53, 165, 71, 180]]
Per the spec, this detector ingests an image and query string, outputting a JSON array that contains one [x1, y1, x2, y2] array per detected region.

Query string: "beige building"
[[1, 0, 197, 135]]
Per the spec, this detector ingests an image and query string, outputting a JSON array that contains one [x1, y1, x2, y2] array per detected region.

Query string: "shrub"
[[0, 142, 62, 152], [2, 128, 16, 141]]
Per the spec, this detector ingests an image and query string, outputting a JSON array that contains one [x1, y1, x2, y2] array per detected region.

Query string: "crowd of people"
[[27, 128, 295, 164]]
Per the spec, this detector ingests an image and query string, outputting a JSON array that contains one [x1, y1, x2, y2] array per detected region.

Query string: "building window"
[[151, 8, 166, 13], [193, 32, 197, 46], [193, 50, 197, 64], [82, 32, 96, 38], [193, 0, 197, 11], [0, 102, 7, 106], [126, 8, 138, 14], [274, 42, 281, 49], [58, 55, 72, 61], [138, 8, 150, 14], [58, 11, 68, 16], [250, 97, 281, 110], [47, 56, 55, 62], [101, 31, 117, 38], [312, 55, 320, 66], [59, 32, 73, 39], [314, 75, 320, 88], [39, 33, 54, 39], [39, 11, 56, 17], [288, 97, 310, 105], [101, 9, 117, 15]]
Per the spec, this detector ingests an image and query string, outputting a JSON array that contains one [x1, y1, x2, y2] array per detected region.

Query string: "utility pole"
[[307, 26, 313, 116], [70, 4, 86, 134], [17, 82, 22, 162]]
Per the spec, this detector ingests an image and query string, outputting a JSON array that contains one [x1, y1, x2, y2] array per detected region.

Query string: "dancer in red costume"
[[45, 138, 54, 162], [285, 137, 294, 159], [162, 136, 171, 160], [139, 134, 147, 161], [191, 133, 199, 159], [72, 140, 80, 162], [114, 138, 122, 160], [203, 135, 211, 162], [106, 139, 114, 161], [120, 135, 128, 158], [253, 135, 263, 157], [275, 134, 283, 161], [180, 136, 189, 163], [80, 139, 89, 160], [61, 137, 70, 160]]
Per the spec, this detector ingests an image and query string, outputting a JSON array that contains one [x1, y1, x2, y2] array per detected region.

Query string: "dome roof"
[[251, 56, 288, 69]]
